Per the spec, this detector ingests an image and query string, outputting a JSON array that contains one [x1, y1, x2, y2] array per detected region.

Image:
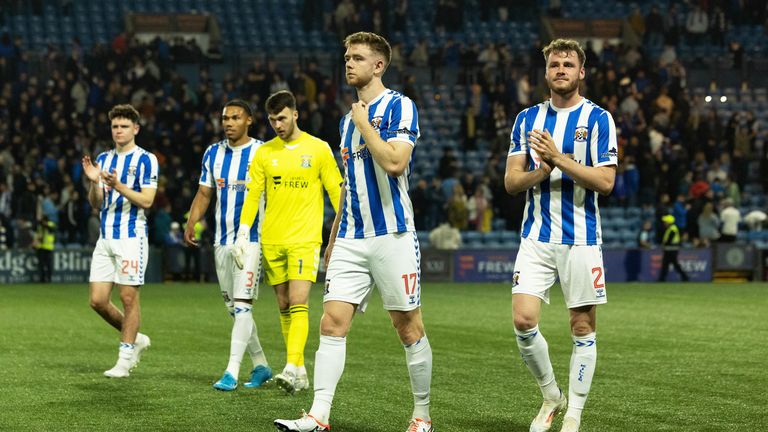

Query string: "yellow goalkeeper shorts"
[[261, 242, 321, 285]]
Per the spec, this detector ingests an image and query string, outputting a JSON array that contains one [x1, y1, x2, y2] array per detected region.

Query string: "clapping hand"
[[81, 156, 101, 183]]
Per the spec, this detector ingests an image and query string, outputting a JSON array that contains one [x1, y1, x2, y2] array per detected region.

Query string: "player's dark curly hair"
[[343, 31, 392, 69], [224, 99, 253, 118], [542, 39, 586, 68], [108, 104, 141, 124], [265, 90, 296, 115]]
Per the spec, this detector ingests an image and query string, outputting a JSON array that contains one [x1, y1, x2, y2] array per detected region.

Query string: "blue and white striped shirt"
[[199, 138, 265, 246], [337, 89, 420, 239], [508, 98, 618, 245], [96, 146, 159, 239]]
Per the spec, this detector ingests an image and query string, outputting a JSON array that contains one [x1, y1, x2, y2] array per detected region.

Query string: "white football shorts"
[[512, 237, 608, 308], [324, 232, 421, 312], [89, 237, 149, 286], [215, 242, 262, 302]]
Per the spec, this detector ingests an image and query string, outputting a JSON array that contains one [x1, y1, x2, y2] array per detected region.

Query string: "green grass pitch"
[[1, 281, 766, 431]]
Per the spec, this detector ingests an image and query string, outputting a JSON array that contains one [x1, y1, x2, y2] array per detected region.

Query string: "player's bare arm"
[[82, 155, 104, 208], [527, 129, 616, 195], [184, 185, 213, 247], [504, 153, 553, 195], [351, 101, 413, 177], [100, 169, 157, 209], [324, 179, 347, 268]]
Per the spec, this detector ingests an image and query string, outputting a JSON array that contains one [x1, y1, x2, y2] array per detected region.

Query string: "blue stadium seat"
[[463, 231, 482, 245]]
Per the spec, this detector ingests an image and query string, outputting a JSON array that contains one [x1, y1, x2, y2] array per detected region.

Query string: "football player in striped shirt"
[[82, 104, 158, 378], [504, 39, 618, 432], [274, 32, 433, 432], [236, 90, 343, 395], [184, 99, 272, 391]]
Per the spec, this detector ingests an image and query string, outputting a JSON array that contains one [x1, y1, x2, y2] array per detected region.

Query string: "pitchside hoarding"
[[451, 248, 715, 283], [0, 249, 162, 283]]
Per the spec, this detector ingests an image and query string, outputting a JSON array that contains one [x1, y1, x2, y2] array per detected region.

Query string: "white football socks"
[[515, 326, 561, 401], [405, 336, 432, 421], [566, 332, 597, 422], [247, 320, 268, 368], [117, 342, 135, 368], [225, 301, 253, 377], [309, 335, 347, 424]]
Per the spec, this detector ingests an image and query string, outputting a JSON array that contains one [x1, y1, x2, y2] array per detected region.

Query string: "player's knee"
[[119, 292, 139, 309], [89, 297, 107, 312], [570, 321, 594, 336], [513, 315, 538, 332], [319, 313, 350, 337], [392, 316, 425, 345], [394, 324, 424, 345]]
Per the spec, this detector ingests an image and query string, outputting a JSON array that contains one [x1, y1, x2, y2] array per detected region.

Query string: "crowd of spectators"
[[0, 0, 766, 253]]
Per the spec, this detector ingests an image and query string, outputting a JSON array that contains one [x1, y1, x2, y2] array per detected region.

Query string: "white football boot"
[[530, 390, 567, 432]]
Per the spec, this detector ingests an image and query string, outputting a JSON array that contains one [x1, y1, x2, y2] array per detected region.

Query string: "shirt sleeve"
[[590, 111, 619, 167], [384, 96, 419, 146], [140, 153, 159, 189], [508, 109, 528, 157], [240, 148, 265, 228], [198, 146, 215, 188]]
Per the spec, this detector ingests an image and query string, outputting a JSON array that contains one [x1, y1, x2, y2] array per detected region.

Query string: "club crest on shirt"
[[300, 154, 312, 168], [370, 116, 383, 130], [126, 166, 137, 176], [574, 126, 588, 142], [512, 271, 520, 287]]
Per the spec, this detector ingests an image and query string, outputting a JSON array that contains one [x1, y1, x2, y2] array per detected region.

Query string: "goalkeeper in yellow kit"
[[236, 90, 343, 394]]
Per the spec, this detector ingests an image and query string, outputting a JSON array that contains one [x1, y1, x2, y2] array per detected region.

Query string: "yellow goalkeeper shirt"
[[240, 131, 342, 245]]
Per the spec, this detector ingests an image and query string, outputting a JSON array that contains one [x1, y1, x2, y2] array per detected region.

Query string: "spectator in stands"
[[658, 215, 689, 282], [411, 179, 429, 231], [467, 185, 490, 232], [0, 182, 12, 247], [409, 39, 429, 67], [34, 215, 55, 282], [59, 189, 84, 244], [719, 198, 741, 242], [697, 201, 720, 247], [87, 208, 100, 246], [662, 3, 683, 45], [427, 177, 445, 229], [744, 210, 767, 231], [637, 220, 654, 249], [710, 6, 728, 47], [167, 221, 183, 245], [446, 182, 468, 230], [628, 7, 646, 40], [152, 204, 172, 246], [644, 6, 665, 47], [672, 194, 689, 239], [428, 222, 462, 250], [723, 175, 741, 208], [460, 106, 478, 150], [438, 148, 459, 180], [686, 5, 709, 45]]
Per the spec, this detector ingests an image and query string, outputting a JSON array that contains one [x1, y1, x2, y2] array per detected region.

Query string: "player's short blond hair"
[[542, 39, 586, 68], [108, 104, 140, 124], [344, 31, 391, 69]]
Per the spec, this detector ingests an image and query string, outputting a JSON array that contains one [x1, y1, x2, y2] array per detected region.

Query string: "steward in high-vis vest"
[[658, 215, 689, 282], [35, 216, 56, 283]]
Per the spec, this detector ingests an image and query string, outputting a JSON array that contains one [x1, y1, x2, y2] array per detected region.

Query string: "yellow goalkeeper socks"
[[279, 308, 291, 347], [287, 304, 309, 367]]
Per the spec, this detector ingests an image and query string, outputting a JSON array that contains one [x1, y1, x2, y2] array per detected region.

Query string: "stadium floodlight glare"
[[705, 95, 712, 102], [720, 95, 728, 103]]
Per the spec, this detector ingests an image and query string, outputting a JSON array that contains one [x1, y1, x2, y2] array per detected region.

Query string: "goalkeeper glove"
[[232, 224, 250, 270]]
